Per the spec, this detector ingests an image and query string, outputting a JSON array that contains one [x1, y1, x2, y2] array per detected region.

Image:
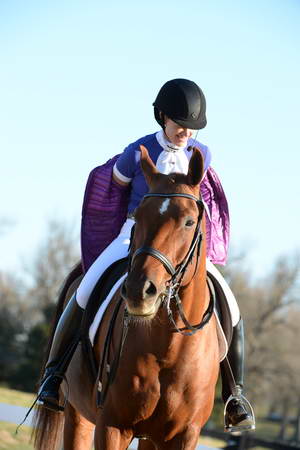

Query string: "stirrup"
[[224, 387, 256, 433]]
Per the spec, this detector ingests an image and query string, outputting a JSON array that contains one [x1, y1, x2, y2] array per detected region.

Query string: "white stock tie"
[[155, 131, 190, 175]]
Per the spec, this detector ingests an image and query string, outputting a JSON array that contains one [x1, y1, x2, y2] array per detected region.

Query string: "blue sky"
[[1, 0, 299, 278]]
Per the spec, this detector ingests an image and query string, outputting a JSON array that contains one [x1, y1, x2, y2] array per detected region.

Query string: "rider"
[[37, 78, 255, 432]]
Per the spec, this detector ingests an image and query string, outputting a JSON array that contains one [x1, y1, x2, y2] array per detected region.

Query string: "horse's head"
[[122, 145, 205, 319]]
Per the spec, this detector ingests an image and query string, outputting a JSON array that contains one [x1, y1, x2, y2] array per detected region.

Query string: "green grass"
[[0, 386, 296, 448], [0, 422, 33, 450], [199, 435, 226, 447], [0, 388, 35, 408], [0, 420, 224, 450]]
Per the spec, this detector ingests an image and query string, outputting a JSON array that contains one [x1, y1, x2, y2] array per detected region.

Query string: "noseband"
[[129, 192, 215, 336]]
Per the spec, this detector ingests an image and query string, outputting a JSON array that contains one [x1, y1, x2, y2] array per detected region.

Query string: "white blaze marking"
[[159, 199, 170, 215]]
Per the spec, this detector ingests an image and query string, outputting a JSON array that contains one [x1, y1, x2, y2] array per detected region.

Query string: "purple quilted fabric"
[[81, 155, 130, 272], [200, 167, 230, 266], [81, 156, 229, 271]]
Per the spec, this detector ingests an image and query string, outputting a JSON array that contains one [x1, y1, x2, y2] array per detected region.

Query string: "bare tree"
[[26, 219, 80, 311], [0, 272, 27, 383], [1, 219, 81, 391], [220, 251, 300, 418]]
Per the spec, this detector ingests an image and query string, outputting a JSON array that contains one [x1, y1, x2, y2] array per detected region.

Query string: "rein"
[[130, 192, 215, 336]]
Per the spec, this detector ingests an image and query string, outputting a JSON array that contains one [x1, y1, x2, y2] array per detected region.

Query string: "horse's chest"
[[115, 363, 201, 419], [112, 369, 205, 439], [110, 336, 217, 426]]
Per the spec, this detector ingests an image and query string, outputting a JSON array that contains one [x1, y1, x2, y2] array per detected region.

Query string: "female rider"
[[37, 78, 255, 432]]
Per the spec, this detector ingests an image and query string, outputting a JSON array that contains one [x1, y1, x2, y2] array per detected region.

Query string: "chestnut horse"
[[33, 146, 220, 450]]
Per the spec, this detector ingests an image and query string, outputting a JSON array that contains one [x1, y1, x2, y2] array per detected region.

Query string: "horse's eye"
[[185, 218, 195, 228]]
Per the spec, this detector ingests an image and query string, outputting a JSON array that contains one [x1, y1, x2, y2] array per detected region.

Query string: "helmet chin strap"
[[191, 129, 200, 149]]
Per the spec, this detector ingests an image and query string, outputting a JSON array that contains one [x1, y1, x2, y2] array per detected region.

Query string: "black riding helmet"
[[153, 78, 207, 130]]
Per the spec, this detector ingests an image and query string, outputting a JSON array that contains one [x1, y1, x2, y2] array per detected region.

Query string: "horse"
[[32, 145, 220, 450]]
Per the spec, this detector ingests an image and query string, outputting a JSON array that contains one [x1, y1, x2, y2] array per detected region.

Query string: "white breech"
[[76, 218, 240, 327], [76, 218, 135, 308], [206, 259, 240, 326]]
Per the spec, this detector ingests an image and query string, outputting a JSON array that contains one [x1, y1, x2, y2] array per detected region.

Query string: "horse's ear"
[[140, 145, 159, 186], [187, 147, 204, 186]]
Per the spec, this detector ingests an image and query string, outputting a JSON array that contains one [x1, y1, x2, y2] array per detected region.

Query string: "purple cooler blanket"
[[81, 155, 230, 272]]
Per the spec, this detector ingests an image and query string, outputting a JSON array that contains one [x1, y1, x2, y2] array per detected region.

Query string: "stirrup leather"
[[224, 386, 256, 433]]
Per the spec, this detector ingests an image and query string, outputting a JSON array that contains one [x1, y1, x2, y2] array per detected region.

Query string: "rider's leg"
[[206, 260, 255, 432], [38, 219, 134, 412], [37, 293, 83, 411], [221, 318, 255, 431]]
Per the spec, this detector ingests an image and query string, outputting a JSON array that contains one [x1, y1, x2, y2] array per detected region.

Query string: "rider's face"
[[164, 118, 194, 147]]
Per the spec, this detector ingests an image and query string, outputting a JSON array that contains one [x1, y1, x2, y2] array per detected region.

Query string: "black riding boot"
[[37, 293, 84, 412], [221, 318, 255, 432]]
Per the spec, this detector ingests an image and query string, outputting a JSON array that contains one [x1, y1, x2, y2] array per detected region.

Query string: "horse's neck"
[[148, 261, 209, 364], [177, 255, 208, 323]]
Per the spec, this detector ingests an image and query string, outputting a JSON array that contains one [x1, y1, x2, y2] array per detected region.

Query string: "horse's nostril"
[[144, 280, 157, 298]]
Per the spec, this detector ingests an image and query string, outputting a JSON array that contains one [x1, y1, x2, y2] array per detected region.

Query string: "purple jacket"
[[81, 155, 230, 272]]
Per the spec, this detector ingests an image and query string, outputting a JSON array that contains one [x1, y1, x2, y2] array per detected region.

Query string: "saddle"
[[79, 258, 129, 380], [208, 271, 233, 349]]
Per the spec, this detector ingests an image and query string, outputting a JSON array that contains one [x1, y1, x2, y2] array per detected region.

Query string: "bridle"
[[96, 191, 216, 407], [129, 192, 215, 336]]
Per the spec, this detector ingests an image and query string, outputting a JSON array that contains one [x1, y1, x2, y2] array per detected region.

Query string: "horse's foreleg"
[[155, 425, 201, 450], [138, 439, 157, 450], [94, 414, 133, 450], [63, 402, 95, 450], [94, 426, 133, 450]]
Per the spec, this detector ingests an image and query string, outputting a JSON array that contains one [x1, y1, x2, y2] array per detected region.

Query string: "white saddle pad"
[[89, 273, 127, 345]]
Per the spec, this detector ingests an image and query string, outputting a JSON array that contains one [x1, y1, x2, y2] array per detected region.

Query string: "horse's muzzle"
[[121, 276, 163, 318]]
